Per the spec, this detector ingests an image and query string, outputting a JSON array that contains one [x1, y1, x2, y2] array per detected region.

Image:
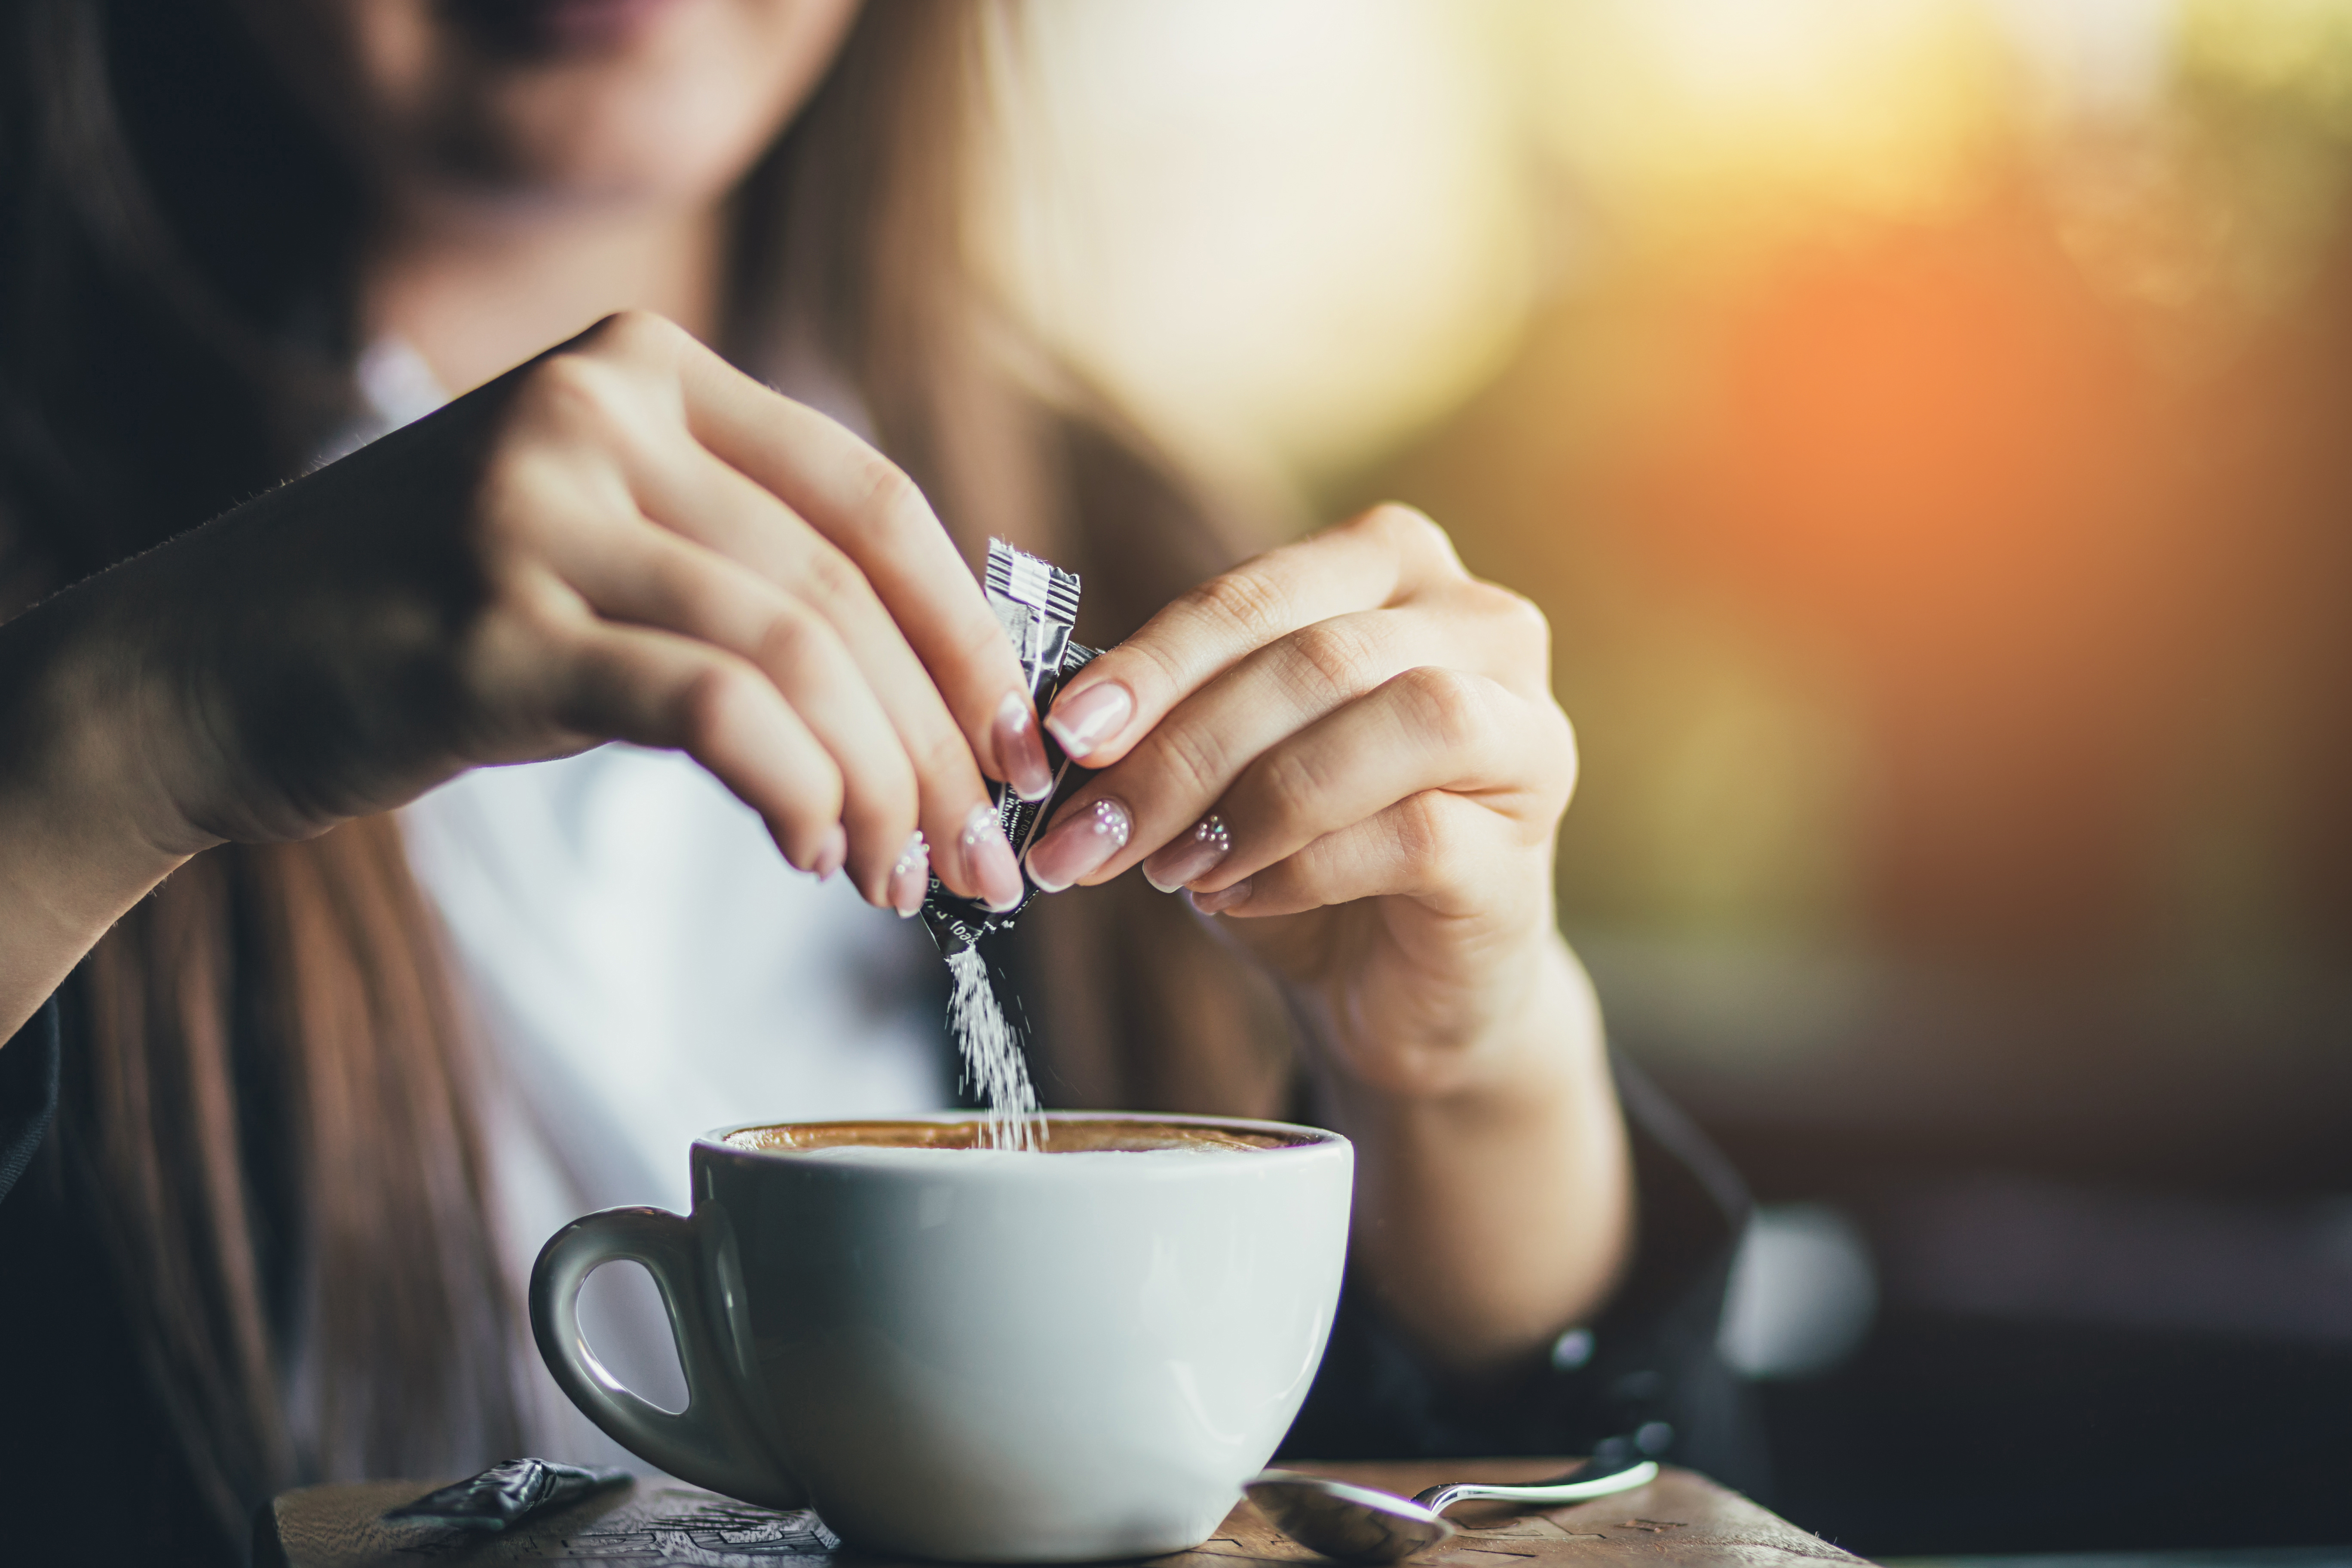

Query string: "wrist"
[[1317, 936, 1633, 1375], [0, 582, 208, 1036], [1306, 930, 1602, 1116]]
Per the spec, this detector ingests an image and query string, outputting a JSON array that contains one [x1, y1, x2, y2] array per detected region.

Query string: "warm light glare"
[[991, 0, 1535, 492], [1519, 0, 2003, 212], [2180, 0, 2352, 132], [992, 1, 2352, 1004], [991, 0, 2138, 481]]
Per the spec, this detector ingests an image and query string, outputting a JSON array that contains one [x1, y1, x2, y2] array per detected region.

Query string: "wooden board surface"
[[258, 1460, 1867, 1568]]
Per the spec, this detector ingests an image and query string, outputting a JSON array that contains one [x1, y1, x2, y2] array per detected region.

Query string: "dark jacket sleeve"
[[1277, 1049, 1765, 1491], [0, 996, 60, 1206], [0, 992, 243, 1565]]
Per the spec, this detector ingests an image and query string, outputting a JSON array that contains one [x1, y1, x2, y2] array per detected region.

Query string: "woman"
[[0, 1, 1751, 1559]]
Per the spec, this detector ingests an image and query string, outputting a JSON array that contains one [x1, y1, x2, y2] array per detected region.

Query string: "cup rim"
[[696, 1108, 1348, 1161]]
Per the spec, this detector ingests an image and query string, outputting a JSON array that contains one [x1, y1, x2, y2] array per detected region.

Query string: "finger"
[[1039, 504, 1467, 768], [631, 439, 1009, 796], [552, 619, 846, 875], [560, 517, 1023, 910], [1190, 790, 1526, 921], [635, 321, 1050, 796], [1022, 606, 1451, 894], [554, 520, 919, 899], [581, 441, 1015, 906], [1152, 668, 1564, 897]]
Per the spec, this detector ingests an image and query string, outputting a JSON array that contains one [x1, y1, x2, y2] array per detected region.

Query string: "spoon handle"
[[1413, 1457, 1658, 1516]]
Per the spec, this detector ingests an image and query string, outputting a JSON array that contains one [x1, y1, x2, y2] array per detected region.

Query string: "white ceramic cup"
[[529, 1112, 1353, 1562]]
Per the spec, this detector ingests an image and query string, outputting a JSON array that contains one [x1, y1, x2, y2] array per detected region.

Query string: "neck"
[[359, 191, 728, 395]]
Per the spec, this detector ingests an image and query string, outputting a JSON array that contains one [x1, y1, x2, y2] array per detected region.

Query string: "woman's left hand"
[[1023, 504, 1577, 1100]]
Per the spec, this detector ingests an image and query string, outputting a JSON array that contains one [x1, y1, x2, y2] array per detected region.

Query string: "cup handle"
[[529, 1207, 803, 1508]]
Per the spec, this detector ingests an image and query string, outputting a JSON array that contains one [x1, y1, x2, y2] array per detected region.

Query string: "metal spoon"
[[1244, 1447, 1660, 1564]]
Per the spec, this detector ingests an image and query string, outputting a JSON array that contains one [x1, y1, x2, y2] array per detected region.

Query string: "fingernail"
[[1025, 798, 1131, 893], [960, 802, 1024, 913], [1143, 813, 1231, 893], [811, 824, 848, 882], [1045, 680, 1134, 762], [994, 691, 1056, 803], [889, 830, 930, 917], [1189, 879, 1252, 916]]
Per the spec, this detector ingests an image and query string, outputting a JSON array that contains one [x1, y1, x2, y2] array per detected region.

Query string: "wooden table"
[[258, 1458, 1866, 1568]]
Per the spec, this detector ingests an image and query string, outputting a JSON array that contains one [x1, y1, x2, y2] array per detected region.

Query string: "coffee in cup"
[[530, 1111, 1352, 1562]]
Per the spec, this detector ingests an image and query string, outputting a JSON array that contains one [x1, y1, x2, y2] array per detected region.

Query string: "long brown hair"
[[0, 0, 1294, 1550]]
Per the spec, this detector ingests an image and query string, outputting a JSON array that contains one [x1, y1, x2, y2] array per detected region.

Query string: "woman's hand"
[[1021, 504, 1628, 1372], [1025, 504, 1577, 1089], [0, 311, 1044, 1035]]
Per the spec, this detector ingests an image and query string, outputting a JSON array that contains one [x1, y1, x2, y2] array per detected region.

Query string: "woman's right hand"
[[0, 311, 1042, 1032]]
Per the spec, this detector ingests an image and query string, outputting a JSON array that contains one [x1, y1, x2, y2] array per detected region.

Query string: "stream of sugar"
[[945, 946, 1045, 1152]]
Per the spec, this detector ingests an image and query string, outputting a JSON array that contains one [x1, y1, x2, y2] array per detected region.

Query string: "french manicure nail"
[[1189, 879, 1252, 916], [888, 830, 930, 918], [1045, 680, 1135, 762], [1025, 798, 1131, 893], [1143, 813, 1231, 893], [994, 691, 1056, 803], [960, 802, 1025, 913], [811, 824, 848, 882]]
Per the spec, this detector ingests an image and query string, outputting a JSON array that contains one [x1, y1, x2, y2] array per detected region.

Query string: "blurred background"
[[986, 1, 2352, 1556]]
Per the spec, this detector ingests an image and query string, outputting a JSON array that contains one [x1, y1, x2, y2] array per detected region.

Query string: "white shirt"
[[401, 747, 950, 1216]]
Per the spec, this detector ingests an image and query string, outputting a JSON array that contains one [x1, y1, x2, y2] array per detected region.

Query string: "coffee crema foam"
[[724, 1118, 1304, 1156]]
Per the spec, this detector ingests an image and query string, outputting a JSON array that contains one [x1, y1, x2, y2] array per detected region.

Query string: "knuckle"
[[1271, 854, 1333, 911], [1257, 744, 1337, 825], [798, 540, 869, 607], [752, 600, 825, 672], [1394, 665, 1489, 750], [1283, 618, 1380, 707], [521, 352, 637, 437], [1118, 632, 1191, 710], [471, 448, 591, 557], [1189, 567, 1293, 648], [1145, 719, 1230, 801], [501, 566, 585, 636], [1367, 501, 1455, 560], [1390, 790, 1451, 865], [1479, 581, 1551, 654], [585, 307, 685, 362], [675, 657, 758, 748], [851, 454, 927, 531]]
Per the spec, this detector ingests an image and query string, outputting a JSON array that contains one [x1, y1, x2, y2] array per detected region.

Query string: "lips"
[[443, 0, 685, 55]]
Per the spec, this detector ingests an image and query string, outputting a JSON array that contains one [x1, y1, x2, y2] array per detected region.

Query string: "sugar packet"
[[919, 540, 1099, 956]]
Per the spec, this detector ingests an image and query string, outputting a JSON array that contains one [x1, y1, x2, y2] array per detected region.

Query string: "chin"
[[257, 0, 860, 209], [472, 72, 787, 208], [449, 0, 851, 199]]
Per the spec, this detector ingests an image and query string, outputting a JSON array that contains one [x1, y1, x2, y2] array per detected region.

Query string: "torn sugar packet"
[[380, 1459, 630, 1532], [920, 540, 1099, 958]]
